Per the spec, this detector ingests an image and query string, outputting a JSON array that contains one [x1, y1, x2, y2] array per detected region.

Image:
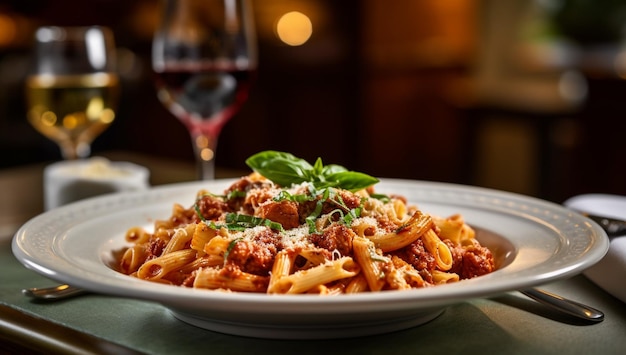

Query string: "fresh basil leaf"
[[312, 157, 324, 177], [324, 171, 379, 192], [245, 150, 379, 191], [246, 151, 313, 187], [321, 164, 347, 176]]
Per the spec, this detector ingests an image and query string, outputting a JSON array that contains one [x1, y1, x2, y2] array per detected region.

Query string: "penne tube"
[[345, 273, 369, 293], [203, 236, 231, 259], [351, 220, 377, 238], [386, 198, 409, 224], [268, 250, 296, 293], [178, 254, 223, 273], [271, 257, 359, 294], [422, 229, 453, 271], [459, 223, 476, 245], [194, 267, 269, 292], [162, 225, 194, 254], [432, 270, 460, 284], [368, 210, 433, 252], [296, 248, 329, 270], [352, 236, 387, 291], [119, 245, 148, 274], [191, 222, 217, 255], [432, 214, 464, 244], [136, 249, 197, 281], [154, 203, 187, 230]]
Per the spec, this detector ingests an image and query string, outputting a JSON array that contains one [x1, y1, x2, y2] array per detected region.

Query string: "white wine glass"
[[152, 0, 257, 180], [25, 26, 120, 160]]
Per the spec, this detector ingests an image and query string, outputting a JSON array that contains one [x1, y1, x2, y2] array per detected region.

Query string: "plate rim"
[[12, 178, 610, 313]]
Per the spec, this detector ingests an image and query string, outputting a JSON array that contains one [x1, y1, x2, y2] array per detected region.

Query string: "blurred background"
[[1, 0, 626, 203]]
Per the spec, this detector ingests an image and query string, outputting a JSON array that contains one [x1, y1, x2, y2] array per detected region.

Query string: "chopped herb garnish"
[[226, 190, 247, 200], [224, 237, 243, 264], [193, 200, 208, 223], [343, 207, 362, 225], [273, 190, 315, 203], [370, 193, 391, 203], [225, 213, 284, 231]]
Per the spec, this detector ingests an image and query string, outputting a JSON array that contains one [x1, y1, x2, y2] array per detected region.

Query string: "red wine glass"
[[152, 0, 257, 179]]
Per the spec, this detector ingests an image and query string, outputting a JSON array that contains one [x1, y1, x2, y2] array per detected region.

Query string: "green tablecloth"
[[2, 236, 626, 355]]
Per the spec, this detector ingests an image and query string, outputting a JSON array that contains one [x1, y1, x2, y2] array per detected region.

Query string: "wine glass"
[[152, 0, 257, 180], [25, 26, 120, 160]]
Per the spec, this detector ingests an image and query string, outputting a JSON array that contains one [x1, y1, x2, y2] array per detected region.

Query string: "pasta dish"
[[117, 151, 495, 294]]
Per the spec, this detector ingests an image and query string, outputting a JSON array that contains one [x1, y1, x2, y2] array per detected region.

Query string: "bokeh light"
[[276, 11, 312, 46]]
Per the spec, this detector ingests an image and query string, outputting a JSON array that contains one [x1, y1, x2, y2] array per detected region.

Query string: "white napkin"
[[564, 194, 626, 303]]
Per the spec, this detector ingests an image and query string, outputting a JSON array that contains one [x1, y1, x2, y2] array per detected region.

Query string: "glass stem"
[[191, 132, 218, 180], [59, 140, 90, 160]]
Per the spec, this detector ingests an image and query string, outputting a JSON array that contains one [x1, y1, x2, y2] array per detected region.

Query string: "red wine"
[[155, 64, 254, 136]]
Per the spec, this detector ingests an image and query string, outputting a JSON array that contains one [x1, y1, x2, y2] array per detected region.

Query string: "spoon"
[[22, 284, 88, 300], [519, 288, 604, 323], [22, 283, 605, 323]]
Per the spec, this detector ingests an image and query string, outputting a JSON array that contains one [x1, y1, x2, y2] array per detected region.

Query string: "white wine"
[[26, 73, 120, 158]]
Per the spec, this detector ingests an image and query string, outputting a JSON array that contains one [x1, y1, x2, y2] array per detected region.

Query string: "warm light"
[[276, 11, 312, 46], [41, 111, 57, 126], [195, 136, 214, 161], [86, 97, 104, 120], [0, 14, 17, 46], [195, 135, 209, 148], [200, 148, 215, 161], [63, 113, 81, 129], [100, 109, 115, 124]]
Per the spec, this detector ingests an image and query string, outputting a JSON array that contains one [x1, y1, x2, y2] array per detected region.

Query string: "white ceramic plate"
[[12, 179, 609, 339]]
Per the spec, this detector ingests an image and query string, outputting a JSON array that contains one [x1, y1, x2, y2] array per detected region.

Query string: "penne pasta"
[[268, 250, 296, 293], [190, 222, 217, 255], [194, 267, 269, 292], [162, 225, 194, 254], [116, 164, 496, 294], [352, 236, 388, 291], [422, 229, 454, 271], [119, 245, 148, 274], [432, 270, 460, 284], [270, 257, 359, 294], [136, 249, 198, 281], [367, 210, 433, 252]]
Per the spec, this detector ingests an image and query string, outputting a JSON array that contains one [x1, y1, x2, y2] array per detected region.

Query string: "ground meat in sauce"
[[146, 238, 166, 260], [336, 190, 362, 210], [166, 204, 197, 227], [391, 238, 436, 283], [445, 239, 495, 279], [225, 178, 274, 213], [309, 224, 355, 256], [226, 233, 280, 275], [257, 200, 300, 230], [196, 195, 231, 221], [240, 182, 276, 209]]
